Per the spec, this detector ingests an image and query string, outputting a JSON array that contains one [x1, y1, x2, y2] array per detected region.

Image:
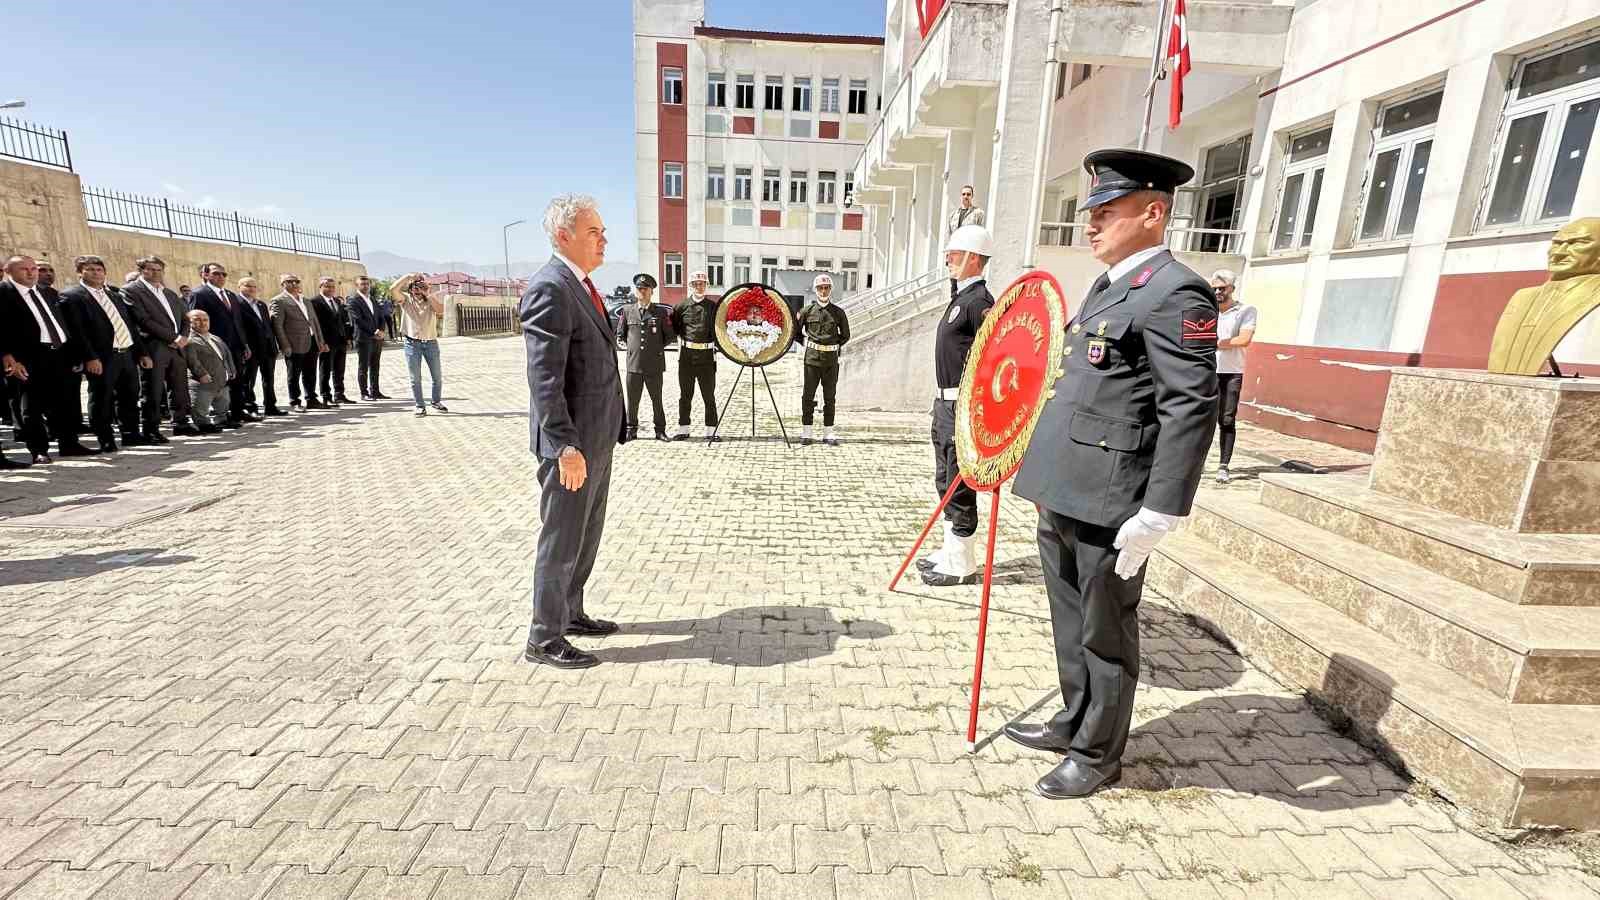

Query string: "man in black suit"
[[35, 261, 88, 437], [56, 255, 149, 453], [237, 278, 282, 415], [520, 194, 628, 670], [312, 277, 351, 406], [122, 255, 200, 442], [0, 255, 100, 464], [346, 274, 388, 400], [188, 263, 259, 426]]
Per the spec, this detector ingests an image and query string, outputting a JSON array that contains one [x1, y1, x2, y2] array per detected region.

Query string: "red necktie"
[[582, 277, 606, 320]]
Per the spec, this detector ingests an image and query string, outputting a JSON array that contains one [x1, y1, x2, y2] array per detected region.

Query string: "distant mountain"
[[364, 250, 640, 293]]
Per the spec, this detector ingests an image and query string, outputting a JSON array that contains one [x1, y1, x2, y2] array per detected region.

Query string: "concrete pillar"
[[943, 128, 976, 248], [983, 0, 1054, 287]]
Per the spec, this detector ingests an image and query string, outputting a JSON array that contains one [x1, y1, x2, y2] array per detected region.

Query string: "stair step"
[[1259, 472, 1600, 607], [1149, 533, 1600, 828], [1187, 491, 1600, 705]]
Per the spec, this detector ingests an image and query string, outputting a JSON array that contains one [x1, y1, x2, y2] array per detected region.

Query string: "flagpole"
[[1138, 0, 1171, 150]]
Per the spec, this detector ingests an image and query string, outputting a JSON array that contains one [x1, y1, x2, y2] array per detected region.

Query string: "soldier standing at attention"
[[794, 273, 851, 446], [1007, 149, 1218, 799], [670, 270, 720, 442], [617, 273, 675, 441], [919, 224, 996, 588]]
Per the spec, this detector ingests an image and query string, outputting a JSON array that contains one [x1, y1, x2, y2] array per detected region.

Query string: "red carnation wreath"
[[714, 283, 795, 367]]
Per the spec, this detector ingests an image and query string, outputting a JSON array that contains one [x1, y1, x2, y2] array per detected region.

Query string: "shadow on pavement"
[[0, 548, 195, 587], [594, 604, 892, 667]]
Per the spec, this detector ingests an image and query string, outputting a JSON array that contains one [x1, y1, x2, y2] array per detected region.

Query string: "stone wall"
[[0, 158, 366, 291]]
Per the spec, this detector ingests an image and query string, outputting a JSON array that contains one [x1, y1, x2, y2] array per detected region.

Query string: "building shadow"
[[0, 548, 195, 587], [591, 604, 891, 667]]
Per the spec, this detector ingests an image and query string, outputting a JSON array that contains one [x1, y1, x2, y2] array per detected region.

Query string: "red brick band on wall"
[[657, 41, 689, 304]]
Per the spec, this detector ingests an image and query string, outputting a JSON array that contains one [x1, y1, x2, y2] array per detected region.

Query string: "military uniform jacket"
[[795, 301, 851, 367], [935, 280, 995, 390], [618, 302, 675, 375], [671, 297, 720, 368], [1012, 250, 1218, 528]]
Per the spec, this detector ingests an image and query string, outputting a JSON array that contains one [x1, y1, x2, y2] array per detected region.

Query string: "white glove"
[[1112, 507, 1182, 580]]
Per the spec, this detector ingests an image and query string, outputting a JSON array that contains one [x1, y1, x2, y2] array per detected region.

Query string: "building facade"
[[633, 0, 884, 304]]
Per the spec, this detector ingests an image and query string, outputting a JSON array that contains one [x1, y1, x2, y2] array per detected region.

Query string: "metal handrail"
[[841, 266, 944, 317]]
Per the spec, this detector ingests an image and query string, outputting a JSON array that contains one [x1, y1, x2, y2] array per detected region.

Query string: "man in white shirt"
[[56, 255, 150, 452], [122, 255, 201, 441], [0, 255, 101, 463], [1212, 269, 1256, 483], [347, 274, 389, 400]]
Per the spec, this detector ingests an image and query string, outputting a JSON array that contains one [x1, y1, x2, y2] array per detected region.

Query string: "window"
[[706, 73, 726, 107], [662, 162, 683, 199], [790, 170, 809, 204], [664, 253, 683, 286], [1482, 38, 1600, 229], [760, 257, 778, 284], [816, 212, 836, 229], [848, 79, 869, 115], [765, 76, 784, 110], [707, 255, 725, 287], [733, 255, 751, 284], [1272, 126, 1331, 251], [821, 78, 841, 113], [662, 67, 683, 105], [1072, 64, 1095, 91], [735, 74, 755, 109], [1194, 135, 1250, 252], [792, 77, 812, 112], [844, 172, 855, 205], [787, 257, 805, 268], [1055, 64, 1066, 100], [842, 260, 859, 291], [731, 208, 753, 226], [762, 168, 782, 202], [1358, 90, 1441, 242], [734, 167, 752, 201], [814, 258, 833, 271], [817, 170, 837, 205], [706, 166, 726, 201]]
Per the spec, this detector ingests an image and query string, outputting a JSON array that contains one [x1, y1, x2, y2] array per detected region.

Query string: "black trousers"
[[1036, 508, 1144, 770], [87, 350, 141, 441], [319, 342, 348, 400], [1217, 372, 1243, 467], [677, 358, 717, 427], [932, 399, 977, 537], [285, 351, 317, 404], [801, 362, 839, 426], [65, 369, 86, 430], [16, 345, 78, 455], [355, 339, 383, 397], [225, 351, 249, 419], [526, 448, 613, 647], [251, 353, 279, 411], [626, 370, 665, 432], [141, 346, 190, 432]]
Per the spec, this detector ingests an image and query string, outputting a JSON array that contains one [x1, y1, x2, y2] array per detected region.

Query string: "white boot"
[[918, 522, 953, 572], [675, 425, 690, 440], [802, 424, 814, 443], [925, 529, 979, 585], [823, 426, 839, 445]]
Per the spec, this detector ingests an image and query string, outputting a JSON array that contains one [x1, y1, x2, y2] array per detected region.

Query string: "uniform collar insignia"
[[1133, 267, 1154, 288]]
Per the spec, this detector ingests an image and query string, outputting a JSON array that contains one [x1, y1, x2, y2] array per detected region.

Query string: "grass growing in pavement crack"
[[819, 752, 851, 765], [984, 845, 1044, 884], [866, 725, 895, 754]]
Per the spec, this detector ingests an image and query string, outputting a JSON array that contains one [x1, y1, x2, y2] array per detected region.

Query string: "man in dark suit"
[[520, 194, 628, 670], [1008, 149, 1218, 799], [122, 255, 200, 442], [312, 277, 351, 405], [56, 255, 148, 453], [35, 261, 88, 437], [347, 274, 388, 400], [0, 255, 100, 463], [270, 274, 327, 411], [616, 272, 675, 441], [237, 278, 282, 415], [188, 263, 259, 426]]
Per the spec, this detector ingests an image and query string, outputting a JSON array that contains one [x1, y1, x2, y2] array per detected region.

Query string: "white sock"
[[802, 424, 813, 439]]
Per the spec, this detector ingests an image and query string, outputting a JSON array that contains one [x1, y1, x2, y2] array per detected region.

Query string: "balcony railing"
[[1039, 221, 1246, 255]]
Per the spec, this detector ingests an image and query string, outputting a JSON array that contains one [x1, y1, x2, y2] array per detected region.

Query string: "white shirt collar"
[[81, 279, 108, 297], [554, 252, 589, 284], [139, 277, 165, 298], [955, 275, 984, 294], [1105, 245, 1165, 285]]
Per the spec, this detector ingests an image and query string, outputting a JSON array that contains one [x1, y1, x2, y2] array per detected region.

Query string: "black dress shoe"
[[97, 437, 119, 454], [144, 432, 170, 445], [915, 557, 938, 573], [706, 434, 722, 443], [290, 401, 304, 411], [265, 407, 288, 416], [31, 453, 51, 465], [173, 424, 201, 436], [239, 413, 263, 423], [220, 422, 242, 430], [1035, 758, 1120, 799], [197, 424, 222, 434], [307, 399, 329, 410], [122, 433, 146, 447], [921, 568, 980, 587], [671, 433, 688, 442], [0, 455, 30, 469], [334, 395, 354, 404], [374, 392, 392, 400], [57, 443, 100, 457], [655, 430, 670, 442], [801, 437, 815, 446], [524, 637, 600, 669], [359, 394, 372, 402], [1003, 722, 1073, 755], [565, 614, 619, 637]]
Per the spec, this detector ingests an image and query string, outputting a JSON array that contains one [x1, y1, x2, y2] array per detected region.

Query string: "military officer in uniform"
[[670, 270, 721, 442], [1007, 149, 1219, 799], [794, 273, 851, 446], [920, 224, 996, 587], [618, 273, 675, 441]]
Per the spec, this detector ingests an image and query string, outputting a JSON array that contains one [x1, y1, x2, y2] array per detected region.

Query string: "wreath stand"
[[708, 363, 792, 448], [887, 474, 1007, 750]]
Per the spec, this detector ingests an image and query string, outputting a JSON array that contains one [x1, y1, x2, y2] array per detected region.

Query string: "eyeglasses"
[[284, 279, 301, 285]]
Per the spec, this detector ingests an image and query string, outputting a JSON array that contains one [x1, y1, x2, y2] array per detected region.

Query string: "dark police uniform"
[[932, 278, 994, 538], [618, 299, 676, 438], [670, 294, 720, 435], [1010, 149, 1217, 795], [794, 300, 851, 430]]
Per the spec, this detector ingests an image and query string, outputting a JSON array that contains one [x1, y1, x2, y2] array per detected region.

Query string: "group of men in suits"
[[0, 252, 393, 468]]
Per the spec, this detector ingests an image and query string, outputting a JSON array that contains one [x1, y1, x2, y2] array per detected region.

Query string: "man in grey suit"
[[269, 274, 328, 411], [520, 194, 629, 670], [1007, 149, 1218, 799], [122, 255, 201, 441]]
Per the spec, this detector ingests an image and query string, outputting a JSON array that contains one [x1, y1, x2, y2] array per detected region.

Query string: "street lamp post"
[[503, 219, 526, 299], [0, 101, 25, 110]]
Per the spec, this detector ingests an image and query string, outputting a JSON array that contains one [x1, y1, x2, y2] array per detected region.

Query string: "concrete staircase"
[[1149, 470, 1600, 827]]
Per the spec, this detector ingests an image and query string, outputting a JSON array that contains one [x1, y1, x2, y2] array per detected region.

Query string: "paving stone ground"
[[1, 336, 1595, 899]]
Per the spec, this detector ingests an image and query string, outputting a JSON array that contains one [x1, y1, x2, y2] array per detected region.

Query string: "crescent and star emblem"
[[990, 356, 1020, 403]]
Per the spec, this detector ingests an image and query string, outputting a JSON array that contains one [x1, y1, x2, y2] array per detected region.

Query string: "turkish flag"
[[1168, 0, 1191, 130]]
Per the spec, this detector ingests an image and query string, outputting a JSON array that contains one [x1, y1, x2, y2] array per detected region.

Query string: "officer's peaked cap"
[[1082, 148, 1195, 209], [633, 272, 658, 289]]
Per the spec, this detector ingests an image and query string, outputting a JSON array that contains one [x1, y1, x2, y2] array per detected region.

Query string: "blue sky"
[[7, 0, 885, 269]]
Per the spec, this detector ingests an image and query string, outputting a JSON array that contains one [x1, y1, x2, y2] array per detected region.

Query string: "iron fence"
[[0, 117, 72, 170], [80, 186, 361, 260], [456, 304, 518, 337]]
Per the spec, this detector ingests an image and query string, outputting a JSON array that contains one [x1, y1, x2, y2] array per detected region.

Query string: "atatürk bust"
[[1487, 217, 1600, 375]]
